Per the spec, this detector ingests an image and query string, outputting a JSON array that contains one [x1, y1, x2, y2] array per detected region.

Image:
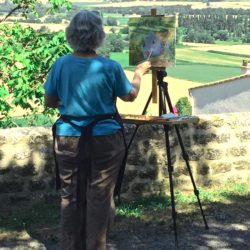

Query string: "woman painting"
[[44, 10, 151, 250]]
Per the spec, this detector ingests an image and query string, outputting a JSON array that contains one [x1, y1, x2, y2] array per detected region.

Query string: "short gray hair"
[[66, 10, 105, 52]]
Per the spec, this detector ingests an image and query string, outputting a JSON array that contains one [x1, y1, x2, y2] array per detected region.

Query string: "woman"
[[44, 10, 151, 250]]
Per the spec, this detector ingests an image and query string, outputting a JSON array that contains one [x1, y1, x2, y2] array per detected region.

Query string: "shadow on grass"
[[0, 192, 249, 250]]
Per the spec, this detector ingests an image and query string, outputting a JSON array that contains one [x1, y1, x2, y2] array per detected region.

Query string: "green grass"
[[116, 182, 250, 218], [177, 48, 243, 67], [0, 182, 249, 234], [167, 62, 239, 83], [214, 40, 243, 45], [110, 47, 244, 83]]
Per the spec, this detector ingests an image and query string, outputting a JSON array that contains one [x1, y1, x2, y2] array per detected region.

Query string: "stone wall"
[[0, 112, 250, 201]]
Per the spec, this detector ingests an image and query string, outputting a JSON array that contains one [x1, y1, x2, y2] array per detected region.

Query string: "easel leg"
[[174, 127, 209, 229], [163, 124, 179, 249], [127, 92, 152, 149], [160, 73, 209, 230]]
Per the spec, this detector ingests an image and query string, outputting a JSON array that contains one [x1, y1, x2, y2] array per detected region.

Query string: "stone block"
[[197, 163, 210, 176], [182, 136, 192, 147], [196, 175, 212, 187], [233, 160, 250, 170], [227, 147, 247, 157], [193, 133, 216, 145], [38, 145, 53, 160], [197, 121, 212, 130], [0, 135, 7, 145], [175, 163, 189, 176], [183, 148, 205, 161], [215, 133, 230, 143], [28, 134, 51, 144], [211, 163, 232, 174], [236, 131, 250, 142], [14, 150, 32, 160], [138, 165, 158, 180], [124, 166, 138, 182], [131, 182, 150, 195], [0, 150, 4, 161], [136, 125, 155, 138], [211, 117, 225, 127], [127, 151, 146, 165], [205, 149, 222, 160]]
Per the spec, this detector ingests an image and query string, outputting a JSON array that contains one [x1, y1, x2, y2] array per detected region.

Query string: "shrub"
[[106, 17, 118, 26], [175, 97, 192, 116]]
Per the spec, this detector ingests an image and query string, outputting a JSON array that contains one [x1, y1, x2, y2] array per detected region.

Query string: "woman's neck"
[[73, 50, 97, 58]]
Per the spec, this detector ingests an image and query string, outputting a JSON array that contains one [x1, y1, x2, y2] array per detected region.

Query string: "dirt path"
[[1, 197, 249, 250]]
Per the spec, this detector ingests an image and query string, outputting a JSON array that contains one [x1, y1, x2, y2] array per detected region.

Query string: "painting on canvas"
[[129, 16, 176, 68]]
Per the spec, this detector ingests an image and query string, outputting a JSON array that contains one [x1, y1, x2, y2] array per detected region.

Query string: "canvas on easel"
[[129, 15, 176, 68]]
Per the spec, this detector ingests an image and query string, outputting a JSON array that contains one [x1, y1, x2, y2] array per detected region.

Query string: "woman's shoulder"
[[98, 56, 122, 69]]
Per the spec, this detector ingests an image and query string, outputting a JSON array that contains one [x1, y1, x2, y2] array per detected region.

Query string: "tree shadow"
[[0, 192, 250, 249], [107, 194, 250, 250]]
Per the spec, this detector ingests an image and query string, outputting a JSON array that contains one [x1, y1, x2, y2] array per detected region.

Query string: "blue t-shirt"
[[44, 54, 132, 136]]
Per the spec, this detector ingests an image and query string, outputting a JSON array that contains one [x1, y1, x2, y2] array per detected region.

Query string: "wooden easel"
[[150, 8, 165, 103], [119, 10, 209, 249]]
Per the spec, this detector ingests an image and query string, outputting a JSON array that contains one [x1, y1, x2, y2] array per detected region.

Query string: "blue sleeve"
[[113, 63, 132, 97], [43, 63, 58, 96]]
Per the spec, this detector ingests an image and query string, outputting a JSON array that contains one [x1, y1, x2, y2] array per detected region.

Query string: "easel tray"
[[121, 114, 199, 125]]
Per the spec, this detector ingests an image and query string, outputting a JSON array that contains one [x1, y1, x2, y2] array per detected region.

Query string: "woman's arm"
[[44, 93, 60, 108], [120, 61, 151, 102]]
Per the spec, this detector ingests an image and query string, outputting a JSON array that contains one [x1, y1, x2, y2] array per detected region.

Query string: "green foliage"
[[175, 97, 192, 116], [13, 0, 71, 17], [184, 29, 215, 43], [0, 23, 71, 127], [213, 30, 230, 41], [243, 33, 250, 43], [120, 25, 129, 35], [116, 182, 250, 218], [106, 16, 118, 26], [98, 33, 125, 56], [116, 196, 170, 218]]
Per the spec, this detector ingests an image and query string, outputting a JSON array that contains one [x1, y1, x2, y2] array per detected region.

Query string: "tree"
[[105, 33, 125, 52], [243, 32, 250, 43], [213, 30, 229, 41], [0, 0, 72, 127], [0, 0, 72, 23], [106, 17, 118, 26], [0, 24, 71, 127], [175, 97, 192, 116]]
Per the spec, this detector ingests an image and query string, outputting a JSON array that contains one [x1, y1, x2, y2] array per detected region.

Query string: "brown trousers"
[[55, 131, 125, 250]]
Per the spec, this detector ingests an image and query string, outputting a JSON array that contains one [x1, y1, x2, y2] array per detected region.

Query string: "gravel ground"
[[1, 199, 250, 250]]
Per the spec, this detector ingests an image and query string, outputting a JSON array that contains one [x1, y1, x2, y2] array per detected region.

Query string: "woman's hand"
[[120, 61, 151, 102], [134, 61, 152, 78]]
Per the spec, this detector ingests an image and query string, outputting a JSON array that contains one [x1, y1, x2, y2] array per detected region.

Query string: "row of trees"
[[97, 5, 250, 16], [97, 6, 250, 43], [179, 14, 250, 43]]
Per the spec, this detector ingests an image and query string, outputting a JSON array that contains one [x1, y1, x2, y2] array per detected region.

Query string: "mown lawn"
[[110, 47, 243, 83]]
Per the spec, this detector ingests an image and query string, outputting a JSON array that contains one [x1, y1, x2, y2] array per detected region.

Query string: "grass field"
[[110, 44, 245, 83]]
